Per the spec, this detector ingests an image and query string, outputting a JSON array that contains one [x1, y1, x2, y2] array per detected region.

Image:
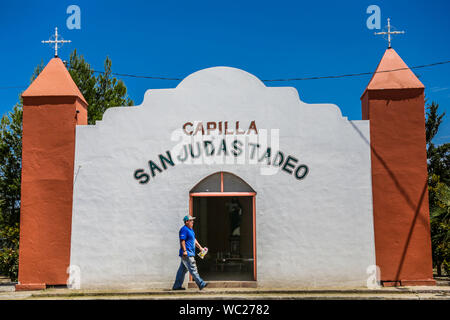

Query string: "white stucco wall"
[[70, 67, 375, 289]]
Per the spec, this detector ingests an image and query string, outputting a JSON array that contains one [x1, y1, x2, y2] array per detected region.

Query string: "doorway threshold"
[[188, 281, 257, 289]]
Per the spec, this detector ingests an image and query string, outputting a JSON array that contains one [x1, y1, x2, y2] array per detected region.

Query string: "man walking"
[[172, 215, 208, 290]]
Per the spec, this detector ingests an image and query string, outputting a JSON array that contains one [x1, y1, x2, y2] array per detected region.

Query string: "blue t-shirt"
[[179, 225, 196, 257]]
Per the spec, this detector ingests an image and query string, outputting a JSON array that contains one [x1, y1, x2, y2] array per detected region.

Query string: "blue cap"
[[183, 215, 196, 223]]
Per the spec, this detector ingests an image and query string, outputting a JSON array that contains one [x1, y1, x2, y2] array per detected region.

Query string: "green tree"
[[0, 221, 19, 280], [429, 175, 450, 276], [0, 104, 22, 227], [68, 49, 133, 124], [426, 101, 450, 276], [0, 62, 44, 280], [426, 101, 450, 186], [0, 50, 133, 280], [0, 103, 23, 280]]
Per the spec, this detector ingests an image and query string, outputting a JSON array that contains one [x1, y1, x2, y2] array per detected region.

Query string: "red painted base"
[[400, 279, 436, 286], [382, 279, 436, 287], [381, 281, 401, 287], [15, 283, 46, 291]]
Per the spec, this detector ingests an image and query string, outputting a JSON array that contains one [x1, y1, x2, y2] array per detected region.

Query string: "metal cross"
[[374, 18, 405, 48], [42, 27, 71, 57]]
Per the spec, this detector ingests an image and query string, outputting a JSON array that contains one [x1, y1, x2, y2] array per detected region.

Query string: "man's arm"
[[195, 239, 204, 252], [180, 240, 187, 257]]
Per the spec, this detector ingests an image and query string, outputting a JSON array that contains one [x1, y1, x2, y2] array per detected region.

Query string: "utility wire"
[[0, 86, 28, 90], [1, 59, 449, 90], [70, 59, 450, 82], [87, 70, 182, 81], [261, 60, 450, 82]]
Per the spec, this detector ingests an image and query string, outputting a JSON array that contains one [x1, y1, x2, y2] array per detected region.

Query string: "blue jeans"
[[172, 256, 206, 289]]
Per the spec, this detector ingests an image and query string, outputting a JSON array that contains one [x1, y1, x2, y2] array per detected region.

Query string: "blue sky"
[[1, 0, 449, 144]]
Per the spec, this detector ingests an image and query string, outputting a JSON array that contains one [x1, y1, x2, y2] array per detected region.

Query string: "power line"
[[0, 86, 27, 90], [69, 59, 450, 82], [87, 70, 182, 81], [0, 59, 449, 90], [261, 60, 450, 82]]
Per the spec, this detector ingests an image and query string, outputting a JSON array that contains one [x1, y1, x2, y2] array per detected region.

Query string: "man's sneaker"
[[200, 282, 209, 290], [172, 287, 186, 290]]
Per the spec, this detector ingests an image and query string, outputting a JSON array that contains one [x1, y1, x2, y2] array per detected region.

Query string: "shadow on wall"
[[349, 120, 430, 282]]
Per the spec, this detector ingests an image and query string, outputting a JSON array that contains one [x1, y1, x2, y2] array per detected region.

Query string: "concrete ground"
[[1, 285, 450, 300], [2, 276, 449, 300]]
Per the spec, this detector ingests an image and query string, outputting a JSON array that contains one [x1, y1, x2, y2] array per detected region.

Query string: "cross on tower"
[[41, 27, 71, 57], [374, 18, 405, 48]]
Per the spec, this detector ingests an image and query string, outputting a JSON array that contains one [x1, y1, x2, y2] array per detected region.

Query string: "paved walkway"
[[1, 284, 450, 300]]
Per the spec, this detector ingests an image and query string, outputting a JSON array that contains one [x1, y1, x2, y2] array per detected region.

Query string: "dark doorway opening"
[[193, 196, 254, 281]]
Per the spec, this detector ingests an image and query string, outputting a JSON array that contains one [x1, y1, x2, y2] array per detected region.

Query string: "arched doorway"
[[189, 172, 256, 281]]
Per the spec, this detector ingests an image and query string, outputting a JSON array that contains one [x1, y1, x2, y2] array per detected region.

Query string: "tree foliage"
[[426, 101, 450, 186], [426, 101, 450, 276], [68, 49, 133, 124], [0, 105, 22, 227], [0, 103, 22, 280], [0, 222, 19, 280]]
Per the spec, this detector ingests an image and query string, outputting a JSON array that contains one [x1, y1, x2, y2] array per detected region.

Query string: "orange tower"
[[361, 48, 435, 286], [16, 58, 87, 290]]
